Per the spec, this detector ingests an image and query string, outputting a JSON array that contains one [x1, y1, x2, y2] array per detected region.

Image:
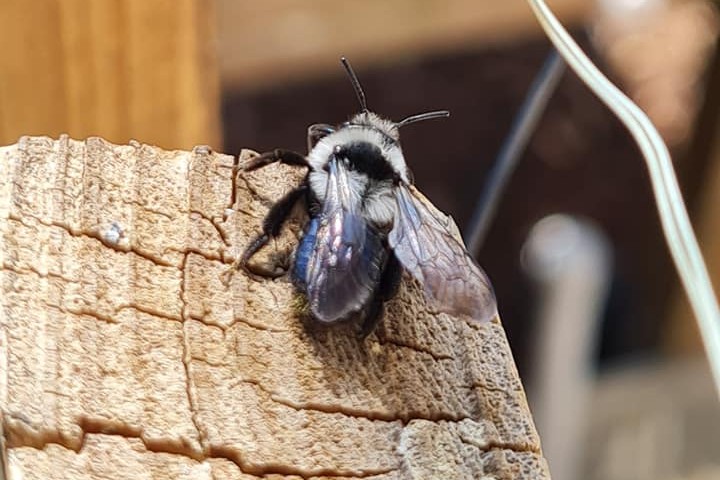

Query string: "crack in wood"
[[2, 415, 399, 479], [114, 304, 183, 323], [190, 209, 231, 247], [7, 213, 176, 268], [123, 198, 176, 220], [375, 336, 454, 362], [206, 444, 399, 479], [0, 263, 184, 325], [2, 411, 539, 477], [186, 310, 291, 334], [238, 377, 473, 425], [63, 307, 118, 325], [226, 315, 290, 333], [210, 145, 240, 216], [188, 355, 229, 368], [455, 429, 540, 455], [462, 380, 521, 396], [0, 262, 75, 285], [178, 252, 209, 455]]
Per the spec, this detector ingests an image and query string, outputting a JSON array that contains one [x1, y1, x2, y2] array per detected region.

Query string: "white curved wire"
[[527, 0, 720, 399]]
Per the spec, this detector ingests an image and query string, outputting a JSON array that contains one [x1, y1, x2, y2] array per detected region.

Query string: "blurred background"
[[1, 0, 719, 478]]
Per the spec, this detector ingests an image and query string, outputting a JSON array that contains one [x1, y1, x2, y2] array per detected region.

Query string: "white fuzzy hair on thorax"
[[306, 113, 409, 227]]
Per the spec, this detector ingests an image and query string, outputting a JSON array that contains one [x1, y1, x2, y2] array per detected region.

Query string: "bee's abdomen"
[[292, 217, 320, 291]]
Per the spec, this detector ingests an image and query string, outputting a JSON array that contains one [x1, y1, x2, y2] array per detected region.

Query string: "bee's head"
[[346, 111, 401, 143], [340, 57, 449, 143]]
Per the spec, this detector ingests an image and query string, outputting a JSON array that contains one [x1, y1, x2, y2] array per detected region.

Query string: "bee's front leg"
[[243, 149, 309, 172]]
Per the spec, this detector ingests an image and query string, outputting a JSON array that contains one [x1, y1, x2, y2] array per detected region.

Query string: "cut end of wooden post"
[[0, 137, 550, 478]]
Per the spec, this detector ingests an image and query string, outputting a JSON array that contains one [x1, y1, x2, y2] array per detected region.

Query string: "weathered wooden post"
[[0, 136, 550, 478]]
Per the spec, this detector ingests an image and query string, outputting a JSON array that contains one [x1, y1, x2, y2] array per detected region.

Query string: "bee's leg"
[[359, 297, 384, 339], [244, 149, 308, 172], [239, 184, 308, 278], [359, 252, 402, 338], [379, 252, 402, 301]]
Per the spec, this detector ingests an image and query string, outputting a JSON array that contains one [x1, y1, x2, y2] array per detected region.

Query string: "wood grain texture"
[[0, 137, 549, 479], [0, 0, 220, 150]]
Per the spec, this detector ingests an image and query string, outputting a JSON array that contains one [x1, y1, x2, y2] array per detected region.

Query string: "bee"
[[240, 58, 497, 335]]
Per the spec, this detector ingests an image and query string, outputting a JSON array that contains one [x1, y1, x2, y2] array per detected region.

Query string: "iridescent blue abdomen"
[[291, 216, 320, 291]]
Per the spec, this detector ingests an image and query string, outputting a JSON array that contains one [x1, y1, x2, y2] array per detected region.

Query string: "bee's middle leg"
[[239, 184, 308, 278]]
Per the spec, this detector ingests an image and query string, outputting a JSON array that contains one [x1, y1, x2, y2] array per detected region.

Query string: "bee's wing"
[[389, 184, 497, 323], [304, 159, 385, 322]]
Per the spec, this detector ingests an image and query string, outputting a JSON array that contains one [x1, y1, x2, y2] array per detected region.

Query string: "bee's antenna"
[[397, 110, 450, 128], [341, 57, 368, 113]]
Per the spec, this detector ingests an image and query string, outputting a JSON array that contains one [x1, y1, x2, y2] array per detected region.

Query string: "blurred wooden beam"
[[583, 359, 720, 479], [0, 0, 221, 150], [217, 0, 590, 91]]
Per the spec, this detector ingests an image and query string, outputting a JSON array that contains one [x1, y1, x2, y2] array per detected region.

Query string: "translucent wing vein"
[[389, 185, 497, 323]]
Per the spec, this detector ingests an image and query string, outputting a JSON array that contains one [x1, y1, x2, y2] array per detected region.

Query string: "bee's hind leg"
[[238, 184, 308, 278], [379, 252, 402, 302], [359, 297, 384, 339], [359, 252, 402, 338]]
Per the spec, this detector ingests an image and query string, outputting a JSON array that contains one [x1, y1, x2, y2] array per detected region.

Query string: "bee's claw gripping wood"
[[0, 137, 550, 479]]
